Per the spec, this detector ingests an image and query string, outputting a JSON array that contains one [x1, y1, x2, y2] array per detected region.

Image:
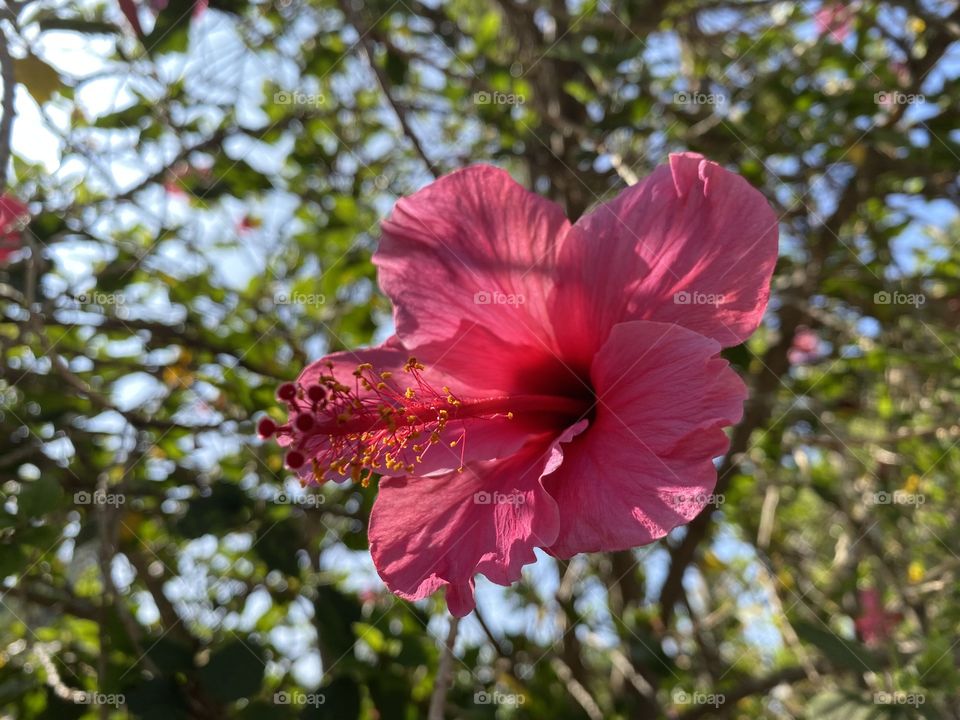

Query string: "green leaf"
[[254, 517, 303, 576], [198, 639, 267, 703], [13, 54, 61, 104], [794, 622, 882, 673], [384, 49, 408, 86], [37, 18, 120, 34], [17, 476, 63, 518]]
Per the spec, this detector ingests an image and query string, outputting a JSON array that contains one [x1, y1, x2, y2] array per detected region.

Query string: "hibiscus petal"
[[408, 321, 589, 399], [543, 320, 746, 558], [375, 165, 571, 355], [369, 421, 587, 617], [552, 153, 778, 368], [286, 342, 566, 482]]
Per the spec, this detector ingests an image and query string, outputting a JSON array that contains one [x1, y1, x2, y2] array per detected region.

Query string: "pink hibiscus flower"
[[261, 153, 778, 616], [0, 195, 29, 264], [854, 588, 902, 646]]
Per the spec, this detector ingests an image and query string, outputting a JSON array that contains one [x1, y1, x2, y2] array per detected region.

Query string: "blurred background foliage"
[[1, 0, 959, 717]]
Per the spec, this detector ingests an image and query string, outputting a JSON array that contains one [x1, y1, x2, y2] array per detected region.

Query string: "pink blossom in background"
[[815, 3, 856, 42], [118, 0, 144, 36], [854, 588, 902, 646], [0, 195, 29, 264], [118, 0, 206, 39], [889, 61, 911, 87], [788, 325, 824, 365], [236, 215, 260, 234], [163, 161, 213, 198], [262, 153, 779, 616]]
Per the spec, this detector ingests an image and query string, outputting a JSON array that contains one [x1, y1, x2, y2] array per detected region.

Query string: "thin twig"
[[550, 657, 603, 720], [337, 0, 438, 178]]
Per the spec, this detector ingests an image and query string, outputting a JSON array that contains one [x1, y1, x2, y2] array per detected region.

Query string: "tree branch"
[[0, 25, 15, 190], [338, 0, 438, 179], [427, 614, 459, 720]]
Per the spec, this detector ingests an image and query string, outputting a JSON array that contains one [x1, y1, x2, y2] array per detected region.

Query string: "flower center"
[[260, 357, 585, 486]]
